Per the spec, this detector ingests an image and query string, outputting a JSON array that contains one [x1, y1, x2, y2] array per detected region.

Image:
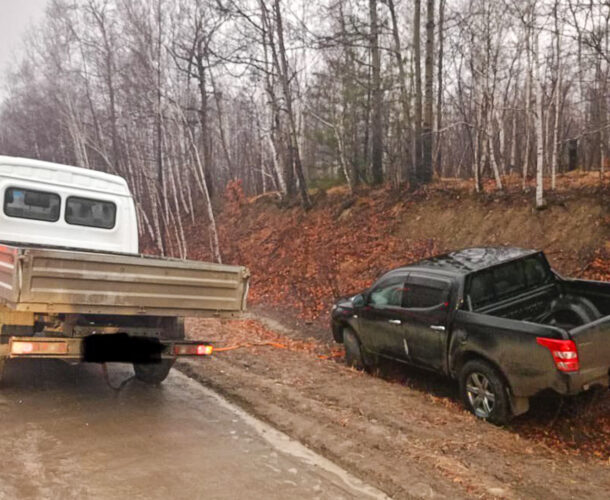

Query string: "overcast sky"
[[0, 0, 49, 72]]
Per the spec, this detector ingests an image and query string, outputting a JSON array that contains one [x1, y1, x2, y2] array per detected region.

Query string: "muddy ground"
[[0, 358, 386, 499], [181, 315, 610, 500]]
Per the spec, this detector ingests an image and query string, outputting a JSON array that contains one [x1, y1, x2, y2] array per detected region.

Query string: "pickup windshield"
[[466, 254, 553, 309]]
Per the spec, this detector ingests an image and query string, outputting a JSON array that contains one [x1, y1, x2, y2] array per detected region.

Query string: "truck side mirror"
[[352, 294, 365, 308]]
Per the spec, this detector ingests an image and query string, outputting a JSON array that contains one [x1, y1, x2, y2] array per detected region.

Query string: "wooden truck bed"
[[0, 243, 249, 317]]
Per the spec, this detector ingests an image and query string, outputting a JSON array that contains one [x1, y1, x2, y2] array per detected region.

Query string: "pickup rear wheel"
[[460, 360, 511, 425], [133, 359, 175, 385], [343, 329, 366, 371]]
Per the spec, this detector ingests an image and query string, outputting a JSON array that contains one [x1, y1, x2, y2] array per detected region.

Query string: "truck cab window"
[[369, 277, 405, 307], [3, 187, 60, 222], [66, 196, 116, 229], [467, 254, 553, 310], [403, 283, 449, 309]]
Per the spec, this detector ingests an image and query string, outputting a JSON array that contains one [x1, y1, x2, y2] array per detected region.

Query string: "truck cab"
[[0, 156, 138, 253]]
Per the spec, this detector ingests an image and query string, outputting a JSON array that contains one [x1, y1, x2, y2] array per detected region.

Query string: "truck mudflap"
[[7, 334, 213, 363], [568, 315, 610, 392]]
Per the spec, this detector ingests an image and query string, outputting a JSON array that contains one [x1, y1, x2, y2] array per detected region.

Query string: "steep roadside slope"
[[187, 176, 609, 323]]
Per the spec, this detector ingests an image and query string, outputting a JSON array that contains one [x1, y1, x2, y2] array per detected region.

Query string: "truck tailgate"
[[1, 245, 249, 317], [569, 315, 610, 389]]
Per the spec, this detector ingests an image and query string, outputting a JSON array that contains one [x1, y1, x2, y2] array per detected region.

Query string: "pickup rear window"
[[3, 187, 61, 222], [65, 196, 116, 229], [466, 254, 553, 309]]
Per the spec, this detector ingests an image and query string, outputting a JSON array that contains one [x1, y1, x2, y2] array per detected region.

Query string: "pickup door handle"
[[388, 319, 402, 325], [430, 325, 445, 331]]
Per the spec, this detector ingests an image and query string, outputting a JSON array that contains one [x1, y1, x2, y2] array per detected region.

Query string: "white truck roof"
[[0, 156, 131, 196], [0, 156, 138, 254]]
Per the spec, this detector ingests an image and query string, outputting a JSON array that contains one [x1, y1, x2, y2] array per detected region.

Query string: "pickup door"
[[399, 274, 452, 371], [358, 273, 408, 359], [358, 272, 452, 371]]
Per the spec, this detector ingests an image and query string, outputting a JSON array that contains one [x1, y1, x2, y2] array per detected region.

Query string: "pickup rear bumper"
[[562, 367, 610, 395], [4, 334, 213, 363]]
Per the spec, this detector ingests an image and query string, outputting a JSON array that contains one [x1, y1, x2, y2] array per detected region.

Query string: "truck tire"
[[459, 359, 511, 425], [0, 356, 6, 386], [134, 359, 175, 384], [343, 329, 365, 371]]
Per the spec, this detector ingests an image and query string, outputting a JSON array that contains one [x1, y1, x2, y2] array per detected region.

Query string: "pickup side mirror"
[[352, 294, 365, 308]]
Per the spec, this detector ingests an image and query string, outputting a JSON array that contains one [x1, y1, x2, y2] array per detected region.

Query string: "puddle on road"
[[175, 370, 392, 500]]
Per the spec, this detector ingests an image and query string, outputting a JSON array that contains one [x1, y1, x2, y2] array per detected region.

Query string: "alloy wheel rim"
[[466, 371, 495, 418]]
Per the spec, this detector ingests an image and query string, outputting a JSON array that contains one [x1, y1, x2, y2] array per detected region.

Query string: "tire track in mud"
[[182, 318, 610, 500]]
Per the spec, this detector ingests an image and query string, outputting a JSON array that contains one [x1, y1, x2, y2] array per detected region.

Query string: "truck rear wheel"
[[134, 359, 175, 384], [459, 359, 511, 425]]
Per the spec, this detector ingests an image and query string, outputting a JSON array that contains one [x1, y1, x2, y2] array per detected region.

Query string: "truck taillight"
[[11, 340, 68, 355], [196, 344, 213, 356], [536, 337, 579, 372], [173, 344, 213, 356]]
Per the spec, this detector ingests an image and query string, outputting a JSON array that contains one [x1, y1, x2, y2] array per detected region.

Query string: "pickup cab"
[[331, 247, 610, 424], [0, 156, 249, 384]]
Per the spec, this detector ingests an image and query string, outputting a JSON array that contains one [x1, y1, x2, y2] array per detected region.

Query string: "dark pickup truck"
[[330, 247, 610, 424]]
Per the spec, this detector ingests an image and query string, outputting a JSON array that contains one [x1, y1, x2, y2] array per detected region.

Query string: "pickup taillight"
[[536, 337, 579, 372]]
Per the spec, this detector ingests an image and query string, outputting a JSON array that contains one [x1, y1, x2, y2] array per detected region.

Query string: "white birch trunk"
[[533, 9, 545, 208]]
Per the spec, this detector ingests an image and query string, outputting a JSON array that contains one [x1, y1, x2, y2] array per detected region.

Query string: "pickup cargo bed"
[[0, 243, 249, 316]]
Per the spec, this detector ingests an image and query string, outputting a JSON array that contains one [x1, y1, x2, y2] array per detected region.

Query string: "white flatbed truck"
[[0, 156, 249, 383]]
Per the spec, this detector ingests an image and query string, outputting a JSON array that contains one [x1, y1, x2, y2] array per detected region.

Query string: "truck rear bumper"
[[5, 335, 213, 363]]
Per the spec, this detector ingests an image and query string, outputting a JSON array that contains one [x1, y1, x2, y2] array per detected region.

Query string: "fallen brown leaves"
[[583, 247, 610, 282], [202, 181, 443, 321], [187, 317, 344, 360]]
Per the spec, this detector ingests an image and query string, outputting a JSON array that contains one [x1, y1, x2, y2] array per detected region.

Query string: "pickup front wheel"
[[459, 360, 511, 425], [343, 329, 366, 371]]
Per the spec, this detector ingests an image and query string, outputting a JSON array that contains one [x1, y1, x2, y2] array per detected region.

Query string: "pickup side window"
[[65, 196, 116, 229], [403, 280, 449, 309], [369, 276, 405, 307], [3, 187, 61, 222]]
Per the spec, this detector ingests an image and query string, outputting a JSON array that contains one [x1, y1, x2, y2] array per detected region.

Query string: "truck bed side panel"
[[15, 247, 248, 316], [451, 310, 570, 397]]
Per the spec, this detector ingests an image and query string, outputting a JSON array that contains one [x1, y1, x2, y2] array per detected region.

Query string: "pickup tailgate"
[[569, 315, 610, 390], [3, 245, 249, 317]]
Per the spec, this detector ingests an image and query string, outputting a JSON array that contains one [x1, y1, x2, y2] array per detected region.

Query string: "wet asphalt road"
[[0, 359, 386, 500]]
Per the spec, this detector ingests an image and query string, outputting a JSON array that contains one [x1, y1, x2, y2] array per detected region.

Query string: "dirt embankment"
[[396, 189, 608, 278]]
